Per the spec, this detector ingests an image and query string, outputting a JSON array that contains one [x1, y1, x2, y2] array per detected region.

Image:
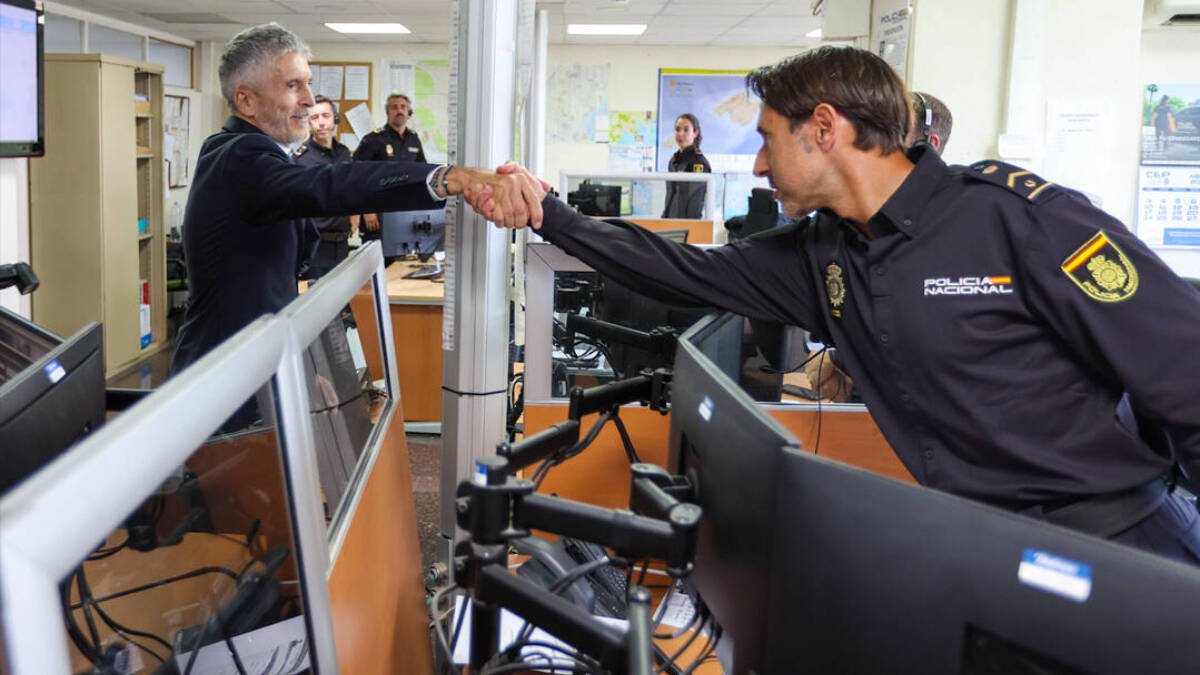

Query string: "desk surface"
[[386, 260, 445, 304]]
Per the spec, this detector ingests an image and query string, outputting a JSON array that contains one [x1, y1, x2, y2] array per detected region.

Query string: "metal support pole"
[[439, 0, 521, 567]]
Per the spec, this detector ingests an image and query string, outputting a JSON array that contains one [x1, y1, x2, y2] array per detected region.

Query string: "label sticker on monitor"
[[43, 359, 66, 384], [473, 461, 488, 486], [698, 396, 714, 422], [1017, 548, 1092, 603]]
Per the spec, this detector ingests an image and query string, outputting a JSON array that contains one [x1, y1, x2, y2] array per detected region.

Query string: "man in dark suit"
[[172, 22, 544, 375]]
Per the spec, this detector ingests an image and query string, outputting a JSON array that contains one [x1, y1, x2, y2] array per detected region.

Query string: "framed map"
[[657, 69, 761, 173]]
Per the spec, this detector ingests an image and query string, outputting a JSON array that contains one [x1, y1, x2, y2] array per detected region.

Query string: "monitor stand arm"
[[566, 313, 679, 367], [495, 371, 672, 474], [0, 262, 39, 295], [453, 457, 701, 672]]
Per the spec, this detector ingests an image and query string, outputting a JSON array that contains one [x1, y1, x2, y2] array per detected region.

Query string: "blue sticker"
[[43, 359, 66, 384], [1017, 548, 1092, 603]]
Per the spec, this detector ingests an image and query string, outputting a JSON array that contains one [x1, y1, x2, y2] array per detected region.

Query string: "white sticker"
[[1017, 548, 1092, 603], [43, 359, 66, 384], [473, 461, 488, 486], [697, 395, 714, 422]]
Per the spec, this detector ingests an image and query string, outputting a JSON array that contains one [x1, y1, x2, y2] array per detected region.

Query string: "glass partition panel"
[[286, 245, 394, 538], [302, 294, 386, 532], [60, 388, 313, 674]]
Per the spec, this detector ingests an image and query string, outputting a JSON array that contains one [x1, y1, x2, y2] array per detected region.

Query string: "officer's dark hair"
[[675, 113, 702, 152], [219, 22, 312, 107], [312, 95, 340, 124], [746, 46, 910, 155]]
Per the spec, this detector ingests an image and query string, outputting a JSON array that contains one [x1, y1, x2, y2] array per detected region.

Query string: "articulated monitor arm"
[[453, 456, 700, 673]]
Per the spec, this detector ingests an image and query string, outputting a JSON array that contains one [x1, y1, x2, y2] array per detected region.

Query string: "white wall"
[[907, 0, 1145, 222], [907, 0, 1011, 166], [1140, 29, 1200, 277], [0, 158, 31, 317]]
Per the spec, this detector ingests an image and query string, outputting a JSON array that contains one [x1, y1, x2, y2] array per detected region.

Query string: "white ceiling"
[[47, 0, 824, 47]]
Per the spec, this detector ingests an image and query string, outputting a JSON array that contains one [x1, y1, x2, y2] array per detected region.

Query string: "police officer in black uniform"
[[293, 95, 358, 280], [662, 113, 712, 219], [353, 92, 427, 247], [485, 46, 1200, 565]]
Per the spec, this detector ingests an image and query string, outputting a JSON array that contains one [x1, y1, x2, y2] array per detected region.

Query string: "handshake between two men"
[[455, 161, 551, 230]]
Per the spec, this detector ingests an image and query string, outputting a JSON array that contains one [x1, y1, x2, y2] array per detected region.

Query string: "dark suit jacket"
[[172, 116, 440, 374]]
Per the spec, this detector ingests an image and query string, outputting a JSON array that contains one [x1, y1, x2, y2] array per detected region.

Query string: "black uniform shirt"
[[353, 125, 426, 164], [294, 138, 354, 234], [662, 145, 711, 219], [536, 144, 1200, 509]]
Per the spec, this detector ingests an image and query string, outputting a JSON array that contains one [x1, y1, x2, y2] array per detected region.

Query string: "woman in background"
[[662, 113, 712, 219]]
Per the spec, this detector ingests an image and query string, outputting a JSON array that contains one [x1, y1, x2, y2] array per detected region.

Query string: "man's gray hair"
[[218, 22, 312, 106]]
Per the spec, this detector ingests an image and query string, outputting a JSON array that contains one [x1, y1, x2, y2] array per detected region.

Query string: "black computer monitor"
[[567, 181, 623, 217], [381, 208, 445, 259], [667, 312, 801, 674], [0, 309, 105, 493], [762, 447, 1200, 674], [0, 0, 44, 158]]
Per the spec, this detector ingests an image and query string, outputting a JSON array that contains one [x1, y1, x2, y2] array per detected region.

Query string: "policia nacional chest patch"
[[1060, 231, 1139, 302]]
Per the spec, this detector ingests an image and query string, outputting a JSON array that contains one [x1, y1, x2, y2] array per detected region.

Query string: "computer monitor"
[[667, 311, 802, 674], [381, 208, 445, 259], [762, 447, 1200, 674], [0, 309, 105, 494], [655, 228, 690, 244], [589, 278, 711, 379], [0, 0, 44, 157], [567, 181, 622, 217]]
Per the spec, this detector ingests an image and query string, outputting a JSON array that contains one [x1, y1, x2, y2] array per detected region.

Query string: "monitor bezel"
[[0, 315, 339, 674], [0, 0, 45, 158]]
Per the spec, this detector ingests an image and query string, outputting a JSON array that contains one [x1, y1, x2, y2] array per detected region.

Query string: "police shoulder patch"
[[692, 164, 705, 172], [968, 160, 1056, 203], [1060, 230, 1138, 302]]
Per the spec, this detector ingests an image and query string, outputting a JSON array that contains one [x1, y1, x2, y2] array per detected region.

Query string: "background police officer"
[[353, 93, 427, 244], [293, 94, 359, 280]]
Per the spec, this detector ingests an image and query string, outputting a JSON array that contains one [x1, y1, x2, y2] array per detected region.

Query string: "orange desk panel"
[[327, 407, 433, 674]]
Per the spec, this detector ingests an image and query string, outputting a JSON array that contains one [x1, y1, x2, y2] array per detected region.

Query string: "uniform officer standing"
[[479, 46, 1200, 565], [173, 23, 545, 377], [353, 93, 427, 244], [293, 95, 359, 280], [662, 113, 712, 219]]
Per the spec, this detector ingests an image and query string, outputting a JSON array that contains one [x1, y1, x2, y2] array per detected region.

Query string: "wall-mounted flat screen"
[[0, 0, 44, 157]]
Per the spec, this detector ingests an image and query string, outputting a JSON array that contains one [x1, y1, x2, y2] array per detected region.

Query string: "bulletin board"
[[309, 61, 374, 145]]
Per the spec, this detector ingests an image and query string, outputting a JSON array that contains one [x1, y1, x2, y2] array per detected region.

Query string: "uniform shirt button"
[[923, 450, 934, 461], [875, 267, 887, 276], [900, 392, 911, 402], [903, 218, 913, 226], [880, 333, 890, 343]]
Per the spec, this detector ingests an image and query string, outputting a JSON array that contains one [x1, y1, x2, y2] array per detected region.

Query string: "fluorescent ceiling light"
[[325, 22, 410, 34], [567, 23, 647, 36], [805, 28, 822, 38]]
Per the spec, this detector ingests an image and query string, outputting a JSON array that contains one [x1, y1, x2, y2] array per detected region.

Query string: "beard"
[[259, 105, 308, 145]]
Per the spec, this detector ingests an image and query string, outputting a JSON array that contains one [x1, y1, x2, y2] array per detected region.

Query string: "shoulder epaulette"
[[293, 144, 308, 156], [966, 160, 1057, 203]]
